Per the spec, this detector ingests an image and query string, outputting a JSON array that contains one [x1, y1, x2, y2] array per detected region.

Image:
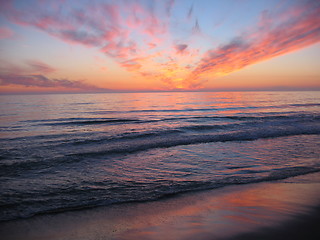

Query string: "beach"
[[1, 172, 320, 240]]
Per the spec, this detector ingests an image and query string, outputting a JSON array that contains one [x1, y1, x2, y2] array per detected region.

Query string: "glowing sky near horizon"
[[0, 0, 319, 93]]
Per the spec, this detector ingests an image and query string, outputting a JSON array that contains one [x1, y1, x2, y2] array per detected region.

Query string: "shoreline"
[[1, 172, 320, 240]]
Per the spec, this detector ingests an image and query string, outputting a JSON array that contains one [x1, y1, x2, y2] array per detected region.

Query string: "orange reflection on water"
[[117, 176, 320, 240]]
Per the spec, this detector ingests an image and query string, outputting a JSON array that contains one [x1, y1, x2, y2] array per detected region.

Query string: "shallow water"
[[0, 91, 319, 221]]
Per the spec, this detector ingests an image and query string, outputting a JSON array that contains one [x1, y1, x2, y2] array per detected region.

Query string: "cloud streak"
[[0, 73, 105, 90], [0, 60, 106, 91], [26, 60, 56, 74]]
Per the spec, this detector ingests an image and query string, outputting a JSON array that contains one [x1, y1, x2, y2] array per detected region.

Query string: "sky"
[[0, 0, 319, 93]]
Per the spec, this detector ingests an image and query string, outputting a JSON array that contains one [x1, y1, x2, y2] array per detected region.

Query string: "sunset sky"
[[0, 0, 319, 93]]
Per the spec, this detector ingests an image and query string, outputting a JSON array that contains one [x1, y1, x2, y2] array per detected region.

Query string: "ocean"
[[0, 91, 319, 222]]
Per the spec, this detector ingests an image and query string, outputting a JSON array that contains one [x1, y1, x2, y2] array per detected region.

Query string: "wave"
[[70, 129, 184, 145], [86, 107, 251, 114], [221, 114, 320, 121], [1, 119, 319, 173], [85, 103, 320, 115], [69, 124, 320, 158], [39, 118, 140, 126], [1, 166, 319, 222], [288, 103, 320, 107], [180, 124, 232, 131], [15, 113, 320, 128]]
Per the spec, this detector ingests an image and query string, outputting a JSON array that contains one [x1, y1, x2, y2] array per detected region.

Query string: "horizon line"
[[1, 88, 320, 96]]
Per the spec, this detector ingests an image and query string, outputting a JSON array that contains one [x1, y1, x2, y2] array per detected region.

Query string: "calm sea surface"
[[0, 91, 319, 221]]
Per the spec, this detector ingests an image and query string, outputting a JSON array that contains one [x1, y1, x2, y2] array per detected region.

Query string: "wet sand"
[[1, 172, 320, 240]]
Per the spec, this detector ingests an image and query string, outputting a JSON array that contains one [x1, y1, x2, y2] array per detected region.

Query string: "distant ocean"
[[0, 91, 319, 221]]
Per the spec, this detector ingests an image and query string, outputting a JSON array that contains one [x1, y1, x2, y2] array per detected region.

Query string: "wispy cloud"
[[175, 44, 188, 54], [0, 60, 106, 91], [26, 60, 56, 74], [187, 4, 193, 20], [0, 73, 104, 90]]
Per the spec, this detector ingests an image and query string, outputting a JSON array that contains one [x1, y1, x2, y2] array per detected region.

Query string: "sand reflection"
[[117, 174, 320, 240]]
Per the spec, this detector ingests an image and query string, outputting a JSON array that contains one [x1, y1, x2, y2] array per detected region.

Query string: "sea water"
[[0, 91, 319, 221]]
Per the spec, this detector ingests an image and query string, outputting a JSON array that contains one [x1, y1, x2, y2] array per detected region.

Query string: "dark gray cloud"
[[26, 60, 56, 74], [175, 44, 188, 53], [192, 19, 201, 34], [0, 73, 107, 91], [187, 4, 193, 20]]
